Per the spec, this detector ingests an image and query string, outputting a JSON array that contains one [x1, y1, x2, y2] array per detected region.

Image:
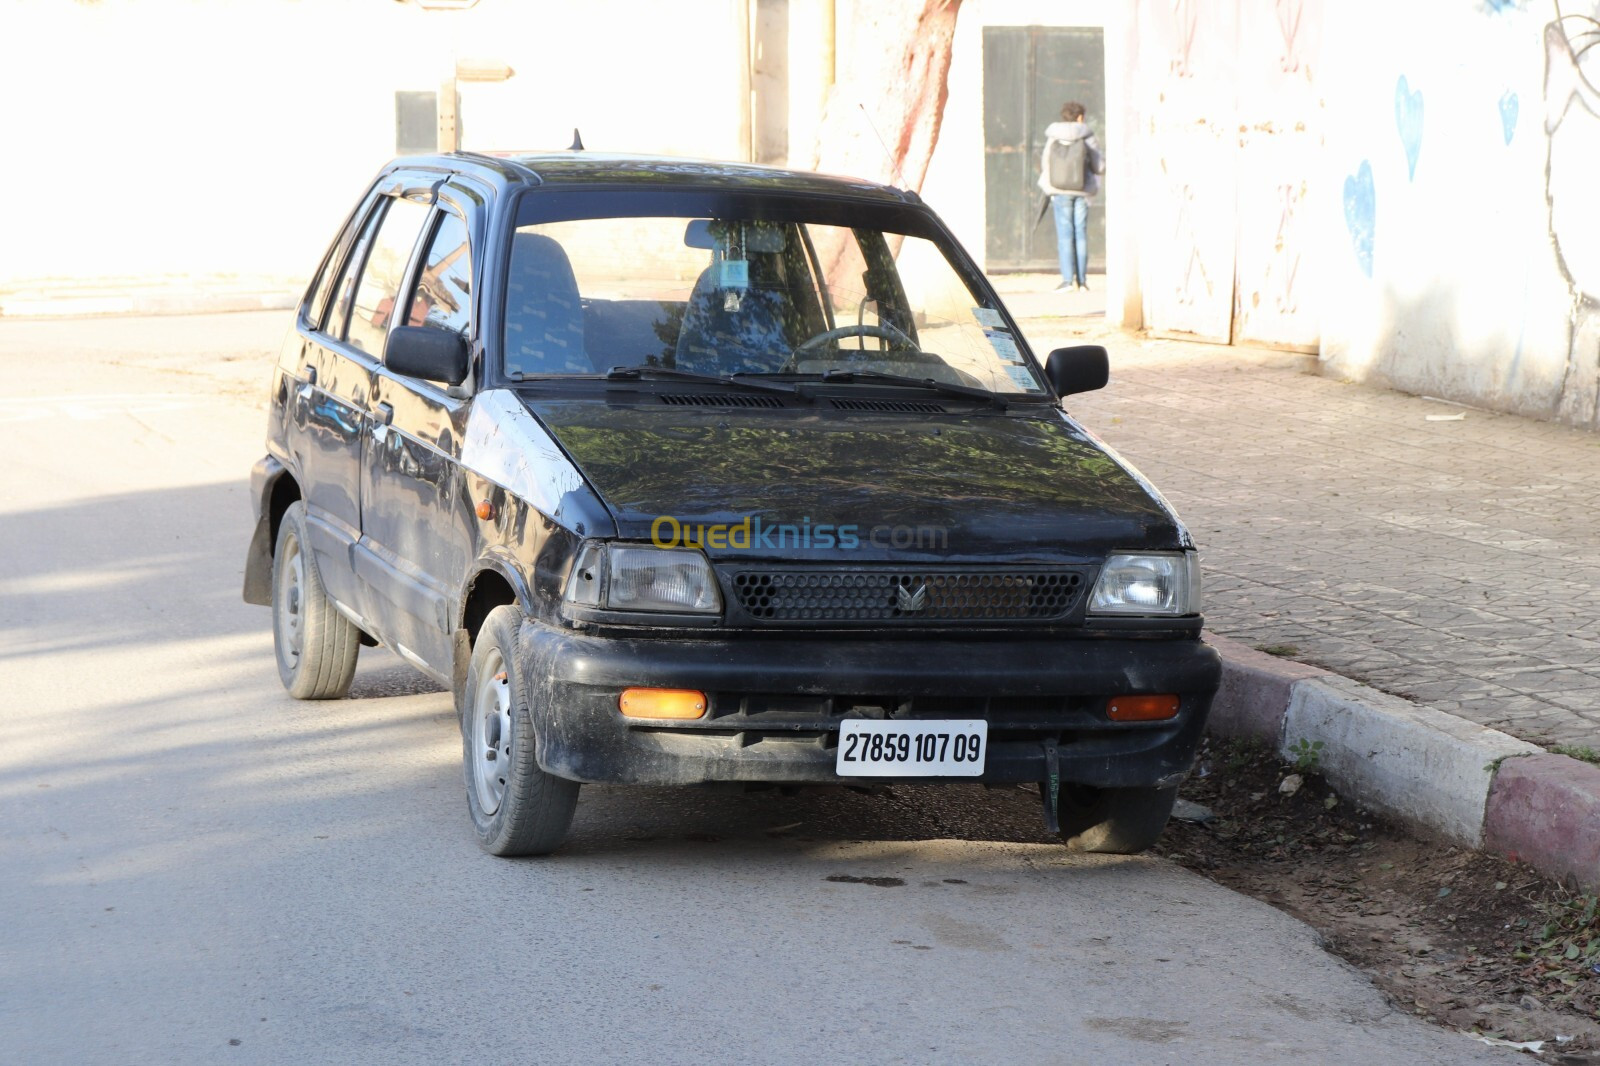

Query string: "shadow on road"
[[563, 781, 1066, 856], [0, 477, 1111, 882], [0, 481, 261, 659]]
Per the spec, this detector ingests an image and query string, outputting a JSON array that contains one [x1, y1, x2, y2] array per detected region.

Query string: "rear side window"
[[406, 210, 473, 337], [305, 249, 339, 329], [325, 200, 389, 341], [303, 198, 373, 330], [347, 197, 431, 356]]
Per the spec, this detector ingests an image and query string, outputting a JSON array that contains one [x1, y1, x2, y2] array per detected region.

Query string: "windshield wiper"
[[812, 369, 1010, 409], [604, 365, 804, 396]]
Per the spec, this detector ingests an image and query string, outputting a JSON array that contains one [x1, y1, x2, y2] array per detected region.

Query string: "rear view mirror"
[[386, 326, 470, 385], [1044, 345, 1109, 397]]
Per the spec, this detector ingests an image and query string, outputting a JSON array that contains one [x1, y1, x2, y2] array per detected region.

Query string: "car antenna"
[[857, 102, 907, 189], [569, 128, 584, 151]]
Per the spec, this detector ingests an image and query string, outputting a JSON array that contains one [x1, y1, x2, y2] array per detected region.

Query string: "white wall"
[[1317, 1, 1595, 423], [1, 0, 1115, 294], [450, 2, 746, 159], [0, 0, 746, 288]]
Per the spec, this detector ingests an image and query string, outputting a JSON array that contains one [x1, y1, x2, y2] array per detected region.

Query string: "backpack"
[[1047, 136, 1088, 192]]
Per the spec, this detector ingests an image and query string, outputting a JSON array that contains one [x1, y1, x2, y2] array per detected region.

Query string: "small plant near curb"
[[1288, 737, 1325, 772], [1218, 737, 1263, 775], [1553, 744, 1600, 765], [1255, 643, 1301, 658]]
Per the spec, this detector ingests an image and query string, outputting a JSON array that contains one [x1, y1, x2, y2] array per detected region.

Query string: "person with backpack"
[[1038, 101, 1105, 292]]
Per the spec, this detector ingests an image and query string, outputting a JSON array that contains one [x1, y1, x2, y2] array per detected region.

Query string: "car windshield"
[[501, 189, 1044, 395]]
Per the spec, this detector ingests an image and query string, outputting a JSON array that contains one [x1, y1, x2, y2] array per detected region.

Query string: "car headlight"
[[1089, 552, 1201, 616], [564, 542, 722, 615]]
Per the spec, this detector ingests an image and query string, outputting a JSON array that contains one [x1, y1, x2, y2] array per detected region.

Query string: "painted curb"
[[1203, 639, 1596, 888], [1204, 634, 1327, 747], [1484, 753, 1600, 890], [1279, 676, 1541, 848]]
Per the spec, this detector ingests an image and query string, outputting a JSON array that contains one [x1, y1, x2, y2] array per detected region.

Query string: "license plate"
[[835, 719, 988, 777]]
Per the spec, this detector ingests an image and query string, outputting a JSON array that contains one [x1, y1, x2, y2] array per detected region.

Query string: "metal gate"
[[1134, 0, 1322, 350], [982, 26, 1106, 273], [1231, 0, 1322, 351]]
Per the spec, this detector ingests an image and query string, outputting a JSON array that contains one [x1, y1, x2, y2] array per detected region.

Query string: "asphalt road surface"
[[0, 312, 1512, 1064]]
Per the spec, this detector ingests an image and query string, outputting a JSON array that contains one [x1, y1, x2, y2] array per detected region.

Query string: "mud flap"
[[1041, 736, 1061, 835], [242, 517, 274, 605], [451, 628, 472, 724]]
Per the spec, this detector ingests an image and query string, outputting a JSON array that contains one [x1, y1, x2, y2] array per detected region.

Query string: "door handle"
[[374, 402, 394, 425]]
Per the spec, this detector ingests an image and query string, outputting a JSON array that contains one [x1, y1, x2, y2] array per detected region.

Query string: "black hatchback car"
[[244, 150, 1220, 857]]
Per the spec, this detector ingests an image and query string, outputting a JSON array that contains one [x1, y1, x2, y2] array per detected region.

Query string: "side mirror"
[[1044, 344, 1109, 397], [385, 326, 470, 386]]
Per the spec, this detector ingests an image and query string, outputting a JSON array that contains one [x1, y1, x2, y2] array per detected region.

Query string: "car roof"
[[392, 150, 921, 206]]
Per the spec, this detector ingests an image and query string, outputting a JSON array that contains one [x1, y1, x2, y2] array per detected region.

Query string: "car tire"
[[462, 605, 580, 857], [272, 501, 360, 700], [1055, 783, 1178, 854]]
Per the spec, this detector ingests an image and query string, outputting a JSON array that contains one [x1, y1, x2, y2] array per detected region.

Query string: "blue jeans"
[[1051, 194, 1089, 286]]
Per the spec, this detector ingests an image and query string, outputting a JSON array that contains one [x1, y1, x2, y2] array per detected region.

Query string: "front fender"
[[452, 548, 538, 718], [458, 547, 537, 624]]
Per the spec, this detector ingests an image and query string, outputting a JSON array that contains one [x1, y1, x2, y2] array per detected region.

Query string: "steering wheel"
[[781, 321, 919, 372]]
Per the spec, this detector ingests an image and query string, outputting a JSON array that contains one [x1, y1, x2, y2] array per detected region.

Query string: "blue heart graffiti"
[[1344, 160, 1375, 278], [1499, 89, 1519, 145], [1395, 75, 1424, 180]]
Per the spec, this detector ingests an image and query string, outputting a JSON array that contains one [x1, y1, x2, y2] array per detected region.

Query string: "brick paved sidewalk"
[[1006, 279, 1600, 750]]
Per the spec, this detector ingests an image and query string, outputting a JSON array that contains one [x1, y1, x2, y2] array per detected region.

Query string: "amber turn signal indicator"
[[476, 500, 495, 521], [619, 687, 707, 719], [1107, 694, 1180, 721]]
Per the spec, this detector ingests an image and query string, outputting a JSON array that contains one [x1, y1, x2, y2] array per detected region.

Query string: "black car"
[[243, 150, 1221, 857]]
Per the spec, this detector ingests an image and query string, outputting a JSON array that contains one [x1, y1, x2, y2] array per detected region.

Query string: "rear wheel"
[[272, 502, 359, 700], [462, 605, 579, 857], [1055, 784, 1178, 854]]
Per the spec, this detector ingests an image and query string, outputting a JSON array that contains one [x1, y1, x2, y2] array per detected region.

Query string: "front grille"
[[726, 568, 1085, 624]]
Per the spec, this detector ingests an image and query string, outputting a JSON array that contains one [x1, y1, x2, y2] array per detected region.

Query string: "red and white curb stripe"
[[1205, 634, 1600, 891]]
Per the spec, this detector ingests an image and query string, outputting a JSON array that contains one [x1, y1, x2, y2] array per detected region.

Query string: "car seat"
[[503, 233, 593, 376], [674, 224, 807, 374]]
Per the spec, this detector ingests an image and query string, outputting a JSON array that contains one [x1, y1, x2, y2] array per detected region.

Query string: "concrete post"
[[1103, 2, 1142, 330], [437, 78, 459, 152], [736, 0, 753, 162]]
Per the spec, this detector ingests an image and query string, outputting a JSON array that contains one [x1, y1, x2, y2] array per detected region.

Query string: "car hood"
[[523, 397, 1187, 562]]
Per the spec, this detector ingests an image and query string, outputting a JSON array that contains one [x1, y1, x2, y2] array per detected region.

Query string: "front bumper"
[[520, 624, 1222, 787]]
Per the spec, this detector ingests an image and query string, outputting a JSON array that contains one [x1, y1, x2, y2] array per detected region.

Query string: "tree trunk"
[[811, 0, 963, 194]]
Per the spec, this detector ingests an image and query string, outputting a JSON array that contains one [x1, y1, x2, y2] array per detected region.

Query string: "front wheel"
[[1055, 784, 1178, 854], [272, 501, 360, 699], [462, 605, 580, 857]]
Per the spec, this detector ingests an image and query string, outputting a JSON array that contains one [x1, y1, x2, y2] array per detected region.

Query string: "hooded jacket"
[[1037, 120, 1105, 199]]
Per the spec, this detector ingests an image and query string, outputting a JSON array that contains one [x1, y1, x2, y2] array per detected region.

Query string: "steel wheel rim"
[[276, 534, 305, 670], [471, 648, 514, 816]]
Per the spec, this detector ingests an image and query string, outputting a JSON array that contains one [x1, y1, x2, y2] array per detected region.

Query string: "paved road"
[[1009, 290, 1600, 751], [0, 312, 1508, 1064]]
